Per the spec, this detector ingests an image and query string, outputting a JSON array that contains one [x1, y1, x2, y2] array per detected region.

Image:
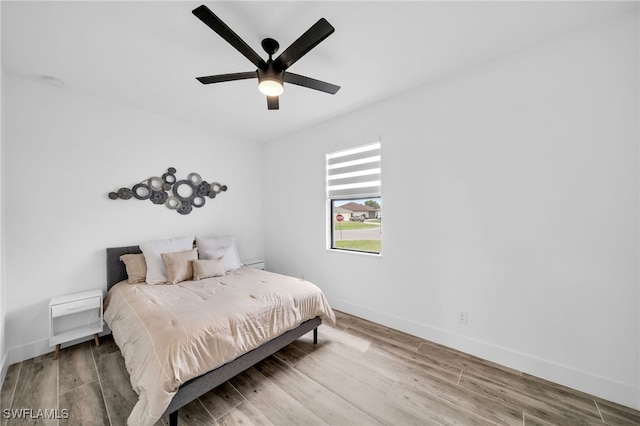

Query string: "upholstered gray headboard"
[[106, 246, 141, 290]]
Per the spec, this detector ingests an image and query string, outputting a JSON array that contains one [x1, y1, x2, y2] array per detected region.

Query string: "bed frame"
[[106, 246, 321, 426]]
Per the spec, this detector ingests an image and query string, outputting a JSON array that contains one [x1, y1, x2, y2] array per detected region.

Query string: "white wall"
[[3, 73, 264, 363], [263, 12, 639, 409], [0, 2, 6, 382]]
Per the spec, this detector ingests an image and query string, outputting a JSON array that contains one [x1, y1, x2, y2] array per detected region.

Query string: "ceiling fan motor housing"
[[258, 66, 284, 83], [258, 66, 285, 96]]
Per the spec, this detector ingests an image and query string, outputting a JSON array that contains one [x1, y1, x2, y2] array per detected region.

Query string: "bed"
[[105, 244, 335, 426]]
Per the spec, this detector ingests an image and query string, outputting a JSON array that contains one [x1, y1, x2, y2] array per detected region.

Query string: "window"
[[326, 141, 381, 254]]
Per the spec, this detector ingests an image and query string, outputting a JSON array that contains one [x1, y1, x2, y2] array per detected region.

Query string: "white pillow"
[[196, 235, 241, 271], [140, 236, 194, 284]]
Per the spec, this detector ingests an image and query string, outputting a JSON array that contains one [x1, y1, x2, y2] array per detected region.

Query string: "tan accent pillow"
[[192, 257, 225, 280], [161, 248, 198, 284], [120, 254, 147, 284]]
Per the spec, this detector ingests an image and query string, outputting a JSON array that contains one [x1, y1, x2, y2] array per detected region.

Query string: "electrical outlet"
[[457, 311, 468, 325]]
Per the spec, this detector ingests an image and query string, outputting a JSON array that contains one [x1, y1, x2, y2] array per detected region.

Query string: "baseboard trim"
[[0, 350, 8, 389], [7, 338, 52, 366], [6, 329, 113, 367], [331, 299, 640, 411]]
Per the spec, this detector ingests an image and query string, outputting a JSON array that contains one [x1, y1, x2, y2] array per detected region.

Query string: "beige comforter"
[[104, 266, 335, 426]]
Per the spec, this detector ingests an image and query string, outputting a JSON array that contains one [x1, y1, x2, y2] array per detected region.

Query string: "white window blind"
[[326, 141, 381, 200]]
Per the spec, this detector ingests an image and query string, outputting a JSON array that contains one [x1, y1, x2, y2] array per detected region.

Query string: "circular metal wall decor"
[[108, 167, 228, 215]]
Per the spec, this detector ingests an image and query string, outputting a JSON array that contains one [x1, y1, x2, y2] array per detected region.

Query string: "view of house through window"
[[326, 141, 381, 254], [331, 198, 382, 253]]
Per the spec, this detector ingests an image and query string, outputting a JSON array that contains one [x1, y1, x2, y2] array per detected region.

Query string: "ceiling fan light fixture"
[[258, 78, 284, 96]]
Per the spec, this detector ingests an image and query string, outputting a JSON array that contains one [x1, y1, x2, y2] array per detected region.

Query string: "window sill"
[[327, 248, 382, 258]]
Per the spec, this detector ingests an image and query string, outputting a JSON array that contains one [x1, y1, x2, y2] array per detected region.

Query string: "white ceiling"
[[2, 1, 635, 143]]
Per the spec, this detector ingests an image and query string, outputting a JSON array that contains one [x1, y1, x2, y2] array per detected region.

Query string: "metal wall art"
[[108, 167, 228, 215]]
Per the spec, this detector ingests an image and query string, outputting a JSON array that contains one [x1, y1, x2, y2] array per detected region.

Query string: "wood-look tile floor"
[[2, 310, 639, 425]]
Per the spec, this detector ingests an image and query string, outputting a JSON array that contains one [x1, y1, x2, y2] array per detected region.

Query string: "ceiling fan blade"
[[267, 96, 279, 110], [284, 72, 340, 94], [196, 71, 257, 85], [273, 18, 335, 71], [193, 5, 266, 69]]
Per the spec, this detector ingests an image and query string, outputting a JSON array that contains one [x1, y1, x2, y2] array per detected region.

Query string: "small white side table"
[[243, 259, 265, 270], [49, 289, 103, 359]]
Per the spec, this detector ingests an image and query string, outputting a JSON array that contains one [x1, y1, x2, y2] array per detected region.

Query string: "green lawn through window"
[[333, 240, 381, 252]]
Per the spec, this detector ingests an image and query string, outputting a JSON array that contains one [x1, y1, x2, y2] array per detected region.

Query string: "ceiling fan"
[[192, 5, 340, 110]]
